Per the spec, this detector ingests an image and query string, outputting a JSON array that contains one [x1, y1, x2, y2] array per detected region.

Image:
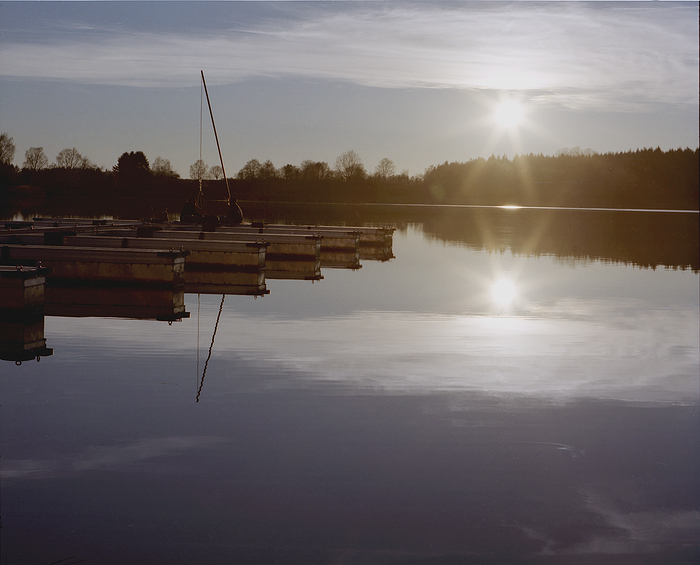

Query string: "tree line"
[[1, 133, 697, 210], [421, 147, 699, 210]]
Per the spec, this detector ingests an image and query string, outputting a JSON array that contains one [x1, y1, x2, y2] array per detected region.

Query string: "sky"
[[1, 1, 698, 179]]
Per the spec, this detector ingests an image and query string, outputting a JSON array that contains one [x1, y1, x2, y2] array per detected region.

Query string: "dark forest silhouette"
[[1, 145, 698, 211]]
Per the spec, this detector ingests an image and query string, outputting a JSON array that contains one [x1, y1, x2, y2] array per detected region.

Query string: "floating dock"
[[0, 264, 50, 311], [0, 217, 396, 363], [94, 229, 323, 280], [2, 218, 393, 261], [0, 265, 53, 363], [0, 217, 396, 296], [240, 222, 394, 261], [0, 244, 188, 288], [0, 219, 393, 286]]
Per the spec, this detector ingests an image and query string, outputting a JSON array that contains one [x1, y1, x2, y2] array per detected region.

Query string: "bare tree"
[[374, 157, 396, 180], [0, 133, 15, 165], [335, 150, 365, 182], [55, 147, 85, 169], [209, 165, 223, 180], [189, 159, 209, 181], [153, 157, 179, 178], [23, 147, 49, 171]]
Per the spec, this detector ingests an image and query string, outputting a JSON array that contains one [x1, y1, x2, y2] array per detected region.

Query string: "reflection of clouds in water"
[[1, 459, 57, 480], [562, 488, 700, 555], [1, 436, 227, 479], [517, 487, 700, 555], [218, 299, 698, 404]]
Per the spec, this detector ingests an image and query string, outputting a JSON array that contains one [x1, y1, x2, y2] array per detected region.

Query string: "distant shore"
[[1, 147, 698, 213], [2, 200, 697, 274]]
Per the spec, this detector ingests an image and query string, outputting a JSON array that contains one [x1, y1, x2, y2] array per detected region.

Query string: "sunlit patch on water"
[[492, 278, 516, 305], [58, 297, 691, 404]]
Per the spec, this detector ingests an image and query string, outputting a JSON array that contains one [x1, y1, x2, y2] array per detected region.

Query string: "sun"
[[494, 100, 523, 129]]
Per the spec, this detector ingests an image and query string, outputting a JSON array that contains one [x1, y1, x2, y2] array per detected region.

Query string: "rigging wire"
[[196, 293, 200, 392], [196, 77, 205, 209], [201, 70, 232, 201], [196, 294, 225, 403]]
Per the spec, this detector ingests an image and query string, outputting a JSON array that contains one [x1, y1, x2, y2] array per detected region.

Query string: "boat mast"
[[201, 70, 231, 200]]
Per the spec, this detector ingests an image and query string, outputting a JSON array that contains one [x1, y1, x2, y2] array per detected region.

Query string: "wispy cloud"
[[1, 3, 697, 109]]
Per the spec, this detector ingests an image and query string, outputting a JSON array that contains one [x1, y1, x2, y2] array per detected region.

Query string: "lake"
[[1, 205, 698, 564]]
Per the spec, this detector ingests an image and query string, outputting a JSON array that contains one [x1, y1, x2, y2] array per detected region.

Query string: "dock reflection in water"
[[0, 265, 53, 362], [0, 207, 698, 564]]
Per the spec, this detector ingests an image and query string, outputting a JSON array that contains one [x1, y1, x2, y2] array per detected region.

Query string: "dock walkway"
[[1, 217, 395, 296]]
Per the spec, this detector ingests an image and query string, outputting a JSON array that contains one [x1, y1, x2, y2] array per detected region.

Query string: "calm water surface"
[[1, 208, 698, 564]]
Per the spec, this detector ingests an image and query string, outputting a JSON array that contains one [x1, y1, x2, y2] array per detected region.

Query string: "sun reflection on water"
[[492, 278, 516, 306]]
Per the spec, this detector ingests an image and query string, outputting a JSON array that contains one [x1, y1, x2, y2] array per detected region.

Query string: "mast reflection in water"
[[1, 206, 698, 564]]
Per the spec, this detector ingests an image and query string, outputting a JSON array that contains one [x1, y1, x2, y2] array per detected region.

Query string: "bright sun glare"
[[492, 279, 516, 305], [494, 100, 523, 128]]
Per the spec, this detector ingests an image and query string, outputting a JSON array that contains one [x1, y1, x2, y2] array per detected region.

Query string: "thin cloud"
[[1, 3, 697, 109]]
